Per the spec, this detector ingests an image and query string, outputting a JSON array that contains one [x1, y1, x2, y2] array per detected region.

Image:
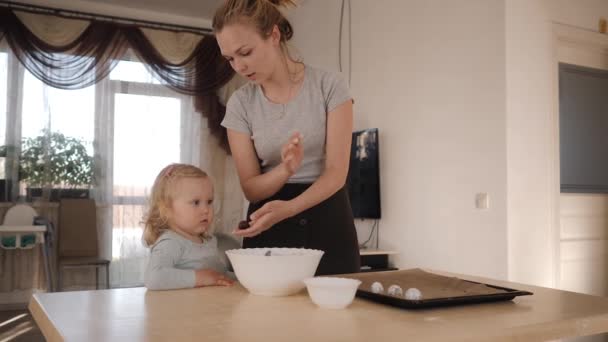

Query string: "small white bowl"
[[303, 277, 361, 309], [226, 248, 324, 297]]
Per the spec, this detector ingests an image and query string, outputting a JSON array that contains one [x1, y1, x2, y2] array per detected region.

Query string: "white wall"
[[505, 0, 557, 287], [289, 1, 382, 247], [291, 0, 608, 286], [288, 1, 345, 72], [353, 0, 508, 279], [291, 0, 509, 280], [46, 0, 605, 285]]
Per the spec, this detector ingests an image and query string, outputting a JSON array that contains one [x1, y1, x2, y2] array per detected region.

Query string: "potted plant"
[[18, 129, 94, 201]]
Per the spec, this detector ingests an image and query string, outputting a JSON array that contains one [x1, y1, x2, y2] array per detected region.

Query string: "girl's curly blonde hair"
[[142, 163, 211, 246]]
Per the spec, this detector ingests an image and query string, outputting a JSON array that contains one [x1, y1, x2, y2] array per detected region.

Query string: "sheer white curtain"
[[0, 44, 94, 294], [212, 75, 249, 238], [94, 56, 202, 288], [97, 56, 247, 288], [0, 44, 246, 291], [100, 59, 249, 288]]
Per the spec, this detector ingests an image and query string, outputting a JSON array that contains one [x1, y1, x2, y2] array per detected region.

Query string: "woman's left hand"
[[233, 200, 296, 238]]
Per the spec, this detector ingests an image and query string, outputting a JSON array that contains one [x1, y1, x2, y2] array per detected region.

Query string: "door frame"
[[551, 22, 608, 288]]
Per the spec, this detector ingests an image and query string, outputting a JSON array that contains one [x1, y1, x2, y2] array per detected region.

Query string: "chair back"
[[59, 199, 98, 257], [3, 204, 38, 225]]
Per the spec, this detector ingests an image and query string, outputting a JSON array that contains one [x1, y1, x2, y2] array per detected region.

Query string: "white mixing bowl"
[[303, 277, 361, 309], [226, 248, 324, 297]]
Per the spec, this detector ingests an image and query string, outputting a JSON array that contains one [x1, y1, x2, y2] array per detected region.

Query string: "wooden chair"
[[58, 199, 110, 291]]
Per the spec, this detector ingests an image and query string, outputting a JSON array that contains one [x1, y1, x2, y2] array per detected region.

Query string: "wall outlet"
[[475, 193, 489, 209]]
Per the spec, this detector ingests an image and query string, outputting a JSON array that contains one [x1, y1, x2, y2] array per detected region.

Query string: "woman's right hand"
[[281, 132, 303, 175], [233, 199, 297, 238], [195, 269, 234, 287]]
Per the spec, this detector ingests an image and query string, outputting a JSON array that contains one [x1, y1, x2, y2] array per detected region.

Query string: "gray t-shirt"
[[144, 230, 229, 290], [221, 65, 352, 183]]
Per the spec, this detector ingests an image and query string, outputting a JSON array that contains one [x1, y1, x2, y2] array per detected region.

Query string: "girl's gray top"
[[144, 230, 228, 290], [221, 65, 352, 183]]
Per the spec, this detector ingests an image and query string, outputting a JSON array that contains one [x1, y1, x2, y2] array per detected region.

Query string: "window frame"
[[101, 71, 195, 208]]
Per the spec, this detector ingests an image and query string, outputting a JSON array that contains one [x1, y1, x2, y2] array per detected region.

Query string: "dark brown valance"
[[0, 7, 235, 152]]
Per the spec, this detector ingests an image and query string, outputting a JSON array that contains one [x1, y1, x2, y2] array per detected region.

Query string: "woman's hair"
[[213, 0, 296, 45], [142, 163, 210, 246]]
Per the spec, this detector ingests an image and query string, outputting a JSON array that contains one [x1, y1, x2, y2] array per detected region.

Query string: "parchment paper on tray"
[[341, 268, 532, 309]]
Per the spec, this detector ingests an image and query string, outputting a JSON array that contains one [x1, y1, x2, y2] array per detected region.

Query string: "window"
[[110, 60, 162, 84], [113, 93, 181, 195], [107, 59, 200, 286], [21, 71, 94, 147], [2, 50, 201, 287], [17, 70, 95, 200], [110, 91, 182, 269]]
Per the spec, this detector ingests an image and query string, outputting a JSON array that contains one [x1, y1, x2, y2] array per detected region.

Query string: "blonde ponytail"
[[213, 0, 296, 43], [266, 0, 296, 8]]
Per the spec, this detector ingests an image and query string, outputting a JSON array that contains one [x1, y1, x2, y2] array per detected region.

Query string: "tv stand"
[[359, 249, 398, 273]]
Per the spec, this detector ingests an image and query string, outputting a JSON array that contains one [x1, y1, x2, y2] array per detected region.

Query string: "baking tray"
[[342, 269, 533, 309]]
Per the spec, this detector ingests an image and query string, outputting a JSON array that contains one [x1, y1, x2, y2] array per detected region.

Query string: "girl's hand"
[[233, 200, 296, 238], [195, 269, 234, 287], [281, 132, 303, 175]]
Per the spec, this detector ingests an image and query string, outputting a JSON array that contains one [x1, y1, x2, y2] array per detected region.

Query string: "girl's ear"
[[159, 201, 172, 221]]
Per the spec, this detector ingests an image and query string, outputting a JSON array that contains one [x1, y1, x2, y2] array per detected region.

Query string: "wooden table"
[[29, 271, 608, 342]]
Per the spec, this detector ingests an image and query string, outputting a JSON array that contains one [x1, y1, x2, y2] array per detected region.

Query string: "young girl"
[[214, 0, 360, 275], [143, 163, 234, 290]]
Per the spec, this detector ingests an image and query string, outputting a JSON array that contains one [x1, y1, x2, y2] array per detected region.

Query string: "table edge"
[[28, 294, 64, 342]]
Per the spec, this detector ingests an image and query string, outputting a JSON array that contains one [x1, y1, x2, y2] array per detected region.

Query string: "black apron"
[[243, 184, 360, 275]]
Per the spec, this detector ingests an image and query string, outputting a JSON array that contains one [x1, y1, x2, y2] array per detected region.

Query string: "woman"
[[214, 0, 359, 275]]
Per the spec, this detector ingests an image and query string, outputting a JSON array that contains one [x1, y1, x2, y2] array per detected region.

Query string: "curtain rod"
[[0, 0, 213, 35]]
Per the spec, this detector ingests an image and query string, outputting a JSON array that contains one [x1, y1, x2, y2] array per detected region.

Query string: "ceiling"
[[12, 0, 304, 30]]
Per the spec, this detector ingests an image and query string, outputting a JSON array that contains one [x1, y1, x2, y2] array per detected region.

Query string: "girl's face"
[[166, 177, 214, 240], [216, 22, 281, 84]]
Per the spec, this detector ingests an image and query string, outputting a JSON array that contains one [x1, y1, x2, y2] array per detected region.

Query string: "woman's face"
[[216, 22, 281, 84]]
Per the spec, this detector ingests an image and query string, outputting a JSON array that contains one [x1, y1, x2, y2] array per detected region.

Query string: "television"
[[347, 128, 381, 219]]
